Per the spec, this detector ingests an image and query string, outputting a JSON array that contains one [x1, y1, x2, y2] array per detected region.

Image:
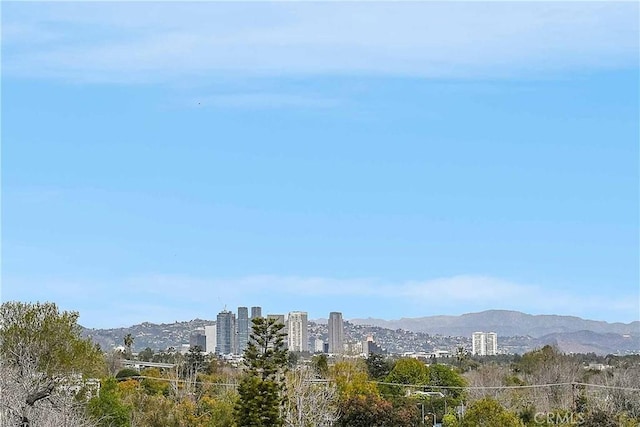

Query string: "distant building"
[[362, 335, 385, 357], [190, 328, 206, 350], [287, 311, 308, 352], [205, 325, 217, 354], [314, 338, 325, 353], [486, 332, 498, 356], [237, 307, 249, 353], [346, 340, 363, 355], [251, 306, 262, 320], [328, 312, 344, 354], [472, 332, 498, 356], [267, 314, 286, 325], [472, 332, 485, 355], [267, 314, 287, 347], [216, 310, 237, 355]]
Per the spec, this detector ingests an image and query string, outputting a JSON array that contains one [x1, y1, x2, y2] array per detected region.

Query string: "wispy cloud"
[[4, 274, 637, 327], [3, 2, 637, 84], [194, 93, 340, 109]]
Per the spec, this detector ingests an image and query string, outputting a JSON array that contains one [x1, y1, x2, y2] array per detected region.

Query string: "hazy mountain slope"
[[535, 330, 640, 355], [81, 310, 639, 355], [350, 310, 639, 338]]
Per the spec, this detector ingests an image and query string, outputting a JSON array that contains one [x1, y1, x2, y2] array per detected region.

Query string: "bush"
[[116, 368, 140, 380]]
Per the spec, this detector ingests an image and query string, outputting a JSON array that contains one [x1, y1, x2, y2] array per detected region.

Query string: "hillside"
[[349, 310, 639, 337], [534, 330, 640, 355], [82, 318, 215, 352], [81, 310, 639, 355]]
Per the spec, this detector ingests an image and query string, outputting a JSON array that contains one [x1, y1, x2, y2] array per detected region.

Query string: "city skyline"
[[2, 2, 638, 328]]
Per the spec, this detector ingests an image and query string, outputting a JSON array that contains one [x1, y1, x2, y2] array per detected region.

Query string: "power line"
[[120, 376, 640, 393], [371, 380, 640, 392]]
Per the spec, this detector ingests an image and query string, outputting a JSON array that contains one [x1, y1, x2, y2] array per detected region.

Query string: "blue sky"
[[2, 2, 638, 328]]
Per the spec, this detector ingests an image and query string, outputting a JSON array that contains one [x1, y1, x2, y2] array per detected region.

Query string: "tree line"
[[1, 302, 638, 427]]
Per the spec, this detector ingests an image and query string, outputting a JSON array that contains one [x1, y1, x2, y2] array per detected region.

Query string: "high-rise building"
[[472, 332, 498, 355], [216, 310, 237, 355], [267, 314, 287, 347], [267, 314, 286, 327], [237, 307, 249, 353], [190, 328, 206, 350], [251, 306, 262, 320], [486, 332, 498, 356], [472, 332, 486, 356], [328, 312, 344, 354], [287, 311, 308, 352], [205, 325, 217, 354], [362, 336, 384, 357]]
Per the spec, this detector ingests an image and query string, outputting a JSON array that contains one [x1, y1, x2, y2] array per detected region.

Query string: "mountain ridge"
[[349, 309, 639, 338], [81, 310, 639, 355]]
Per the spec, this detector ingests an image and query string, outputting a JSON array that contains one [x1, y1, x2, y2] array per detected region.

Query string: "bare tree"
[[0, 302, 103, 427], [587, 365, 640, 418], [1, 357, 97, 427], [283, 368, 340, 427]]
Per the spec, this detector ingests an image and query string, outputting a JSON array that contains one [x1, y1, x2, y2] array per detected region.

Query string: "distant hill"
[[81, 310, 639, 355], [349, 310, 640, 338], [534, 330, 640, 355], [82, 318, 215, 353]]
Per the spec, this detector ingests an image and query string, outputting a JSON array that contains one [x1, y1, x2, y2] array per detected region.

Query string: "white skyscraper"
[[472, 332, 498, 355], [205, 325, 217, 354], [287, 311, 308, 352], [472, 332, 486, 356], [486, 332, 498, 356]]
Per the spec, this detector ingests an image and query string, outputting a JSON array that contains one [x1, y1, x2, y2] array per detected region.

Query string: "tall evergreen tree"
[[235, 317, 288, 427]]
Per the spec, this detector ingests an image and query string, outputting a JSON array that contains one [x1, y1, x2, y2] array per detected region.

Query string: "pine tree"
[[235, 317, 288, 427]]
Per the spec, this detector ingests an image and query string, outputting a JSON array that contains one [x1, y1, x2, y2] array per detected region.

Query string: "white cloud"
[[5, 273, 635, 327], [2, 2, 637, 84], [194, 93, 340, 109]]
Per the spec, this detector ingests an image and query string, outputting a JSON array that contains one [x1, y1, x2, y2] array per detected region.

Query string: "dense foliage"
[[2, 302, 639, 427]]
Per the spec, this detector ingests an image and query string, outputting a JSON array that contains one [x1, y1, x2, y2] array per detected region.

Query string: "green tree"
[[331, 359, 379, 399], [88, 377, 132, 427], [460, 397, 524, 427], [429, 364, 466, 400], [235, 317, 288, 427], [427, 364, 467, 418], [337, 394, 418, 427], [123, 334, 134, 359], [366, 353, 393, 380], [312, 353, 329, 378], [455, 347, 478, 372], [138, 347, 154, 362], [115, 368, 139, 380], [184, 345, 206, 377], [0, 301, 105, 426], [139, 368, 170, 396], [442, 411, 459, 427], [383, 358, 429, 398], [287, 351, 299, 368]]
